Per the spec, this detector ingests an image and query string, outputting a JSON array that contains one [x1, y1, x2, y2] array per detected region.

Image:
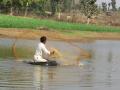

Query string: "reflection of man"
[[34, 36, 54, 62], [33, 66, 56, 90]]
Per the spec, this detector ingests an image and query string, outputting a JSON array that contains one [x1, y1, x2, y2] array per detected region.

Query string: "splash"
[[50, 48, 63, 58]]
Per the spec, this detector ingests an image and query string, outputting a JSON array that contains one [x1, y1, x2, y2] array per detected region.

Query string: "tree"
[[1, 0, 13, 15], [21, 0, 48, 16], [50, 0, 58, 15], [79, 0, 98, 24], [119, 7, 120, 11], [102, 2, 107, 12], [0, 0, 4, 13], [0, 0, 49, 16], [63, 0, 72, 12], [20, 0, 31, 16], [34, 0, 48, 15], [111, 0, 117, 11], [1, 0, 21, 15], [50, 0, 63, 16], [108, 3, 111, 11]]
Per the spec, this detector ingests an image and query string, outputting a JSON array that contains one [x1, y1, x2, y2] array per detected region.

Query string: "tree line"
[[0, 0, 119, 15], [0, 0, 98, 17], [0, 0, 119, 23], [102, 0, 118, 12]]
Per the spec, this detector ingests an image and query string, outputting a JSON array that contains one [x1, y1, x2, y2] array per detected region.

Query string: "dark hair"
[[40, 36, 47, 43]]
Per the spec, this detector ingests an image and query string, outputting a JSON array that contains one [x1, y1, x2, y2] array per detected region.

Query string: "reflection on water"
[[0, 60, 94, 90], [0, 38, 120, 90]]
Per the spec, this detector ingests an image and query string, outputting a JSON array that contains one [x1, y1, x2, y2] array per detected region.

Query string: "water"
[[0, 38, 120, 90]]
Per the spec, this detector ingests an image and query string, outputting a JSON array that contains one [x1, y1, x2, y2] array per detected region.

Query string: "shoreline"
[[0, 28, 120, 42]]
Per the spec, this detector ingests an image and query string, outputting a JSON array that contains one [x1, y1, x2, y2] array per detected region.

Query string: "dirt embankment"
[[0, 28, 77, 40], [0, 28, 86, 42], [0, 28, 120, 41]]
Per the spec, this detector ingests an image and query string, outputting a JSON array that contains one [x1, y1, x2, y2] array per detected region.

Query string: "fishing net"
[[49, 48, 63, 58]]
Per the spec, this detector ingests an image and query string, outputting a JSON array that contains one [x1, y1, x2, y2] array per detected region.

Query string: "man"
[[34, 36, 54, 62]]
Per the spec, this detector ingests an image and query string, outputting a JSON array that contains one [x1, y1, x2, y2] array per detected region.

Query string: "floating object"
[[24, 60, 58, 66]]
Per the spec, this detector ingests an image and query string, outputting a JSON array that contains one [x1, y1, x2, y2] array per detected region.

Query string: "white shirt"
[[34, 42, 50, 57]]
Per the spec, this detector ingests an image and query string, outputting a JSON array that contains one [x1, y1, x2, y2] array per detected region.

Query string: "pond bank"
[[0, 28, 120, 42]]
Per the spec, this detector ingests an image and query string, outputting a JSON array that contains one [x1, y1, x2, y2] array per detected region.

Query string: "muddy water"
[[0, 38, 89, 65], [0, 38, 120, 90]]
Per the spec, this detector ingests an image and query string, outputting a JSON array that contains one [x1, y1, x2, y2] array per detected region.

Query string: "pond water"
[[0, 38, 120, 90]]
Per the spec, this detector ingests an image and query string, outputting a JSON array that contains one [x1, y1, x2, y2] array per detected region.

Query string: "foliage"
[[102, 2, 107, 12], [111, 0, 117, 11], [50, 0, 63, 15], [63, 0, 72, 12], [0, 0, 48, 15], [79, 0, 98, 24], [0, 0, 119, 17], [79, 0, 98, 18]]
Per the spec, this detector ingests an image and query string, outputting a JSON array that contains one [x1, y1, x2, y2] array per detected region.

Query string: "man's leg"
[[34, 55, 47, 62]]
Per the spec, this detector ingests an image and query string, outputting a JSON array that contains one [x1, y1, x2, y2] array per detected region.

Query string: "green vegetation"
[[79, 0, 98, 24], [0, 14, 120, 32]]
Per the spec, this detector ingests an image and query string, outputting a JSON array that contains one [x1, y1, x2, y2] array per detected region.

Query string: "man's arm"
[[41, 44, 50, 55]]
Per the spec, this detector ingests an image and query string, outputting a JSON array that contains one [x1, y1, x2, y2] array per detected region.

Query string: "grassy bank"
[[0, 14, 120, 32]]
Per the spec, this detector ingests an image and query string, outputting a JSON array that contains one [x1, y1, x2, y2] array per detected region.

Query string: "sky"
[[96, 0, 120, 8]]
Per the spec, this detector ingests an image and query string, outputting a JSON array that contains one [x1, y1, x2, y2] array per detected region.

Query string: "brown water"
[[0, 38, 120, 90]]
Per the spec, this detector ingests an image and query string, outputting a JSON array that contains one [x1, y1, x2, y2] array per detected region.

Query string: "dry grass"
[[55, 12, 120, 27]]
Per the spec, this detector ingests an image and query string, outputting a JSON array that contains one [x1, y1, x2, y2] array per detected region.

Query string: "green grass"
[[0, 14, 120, 32]]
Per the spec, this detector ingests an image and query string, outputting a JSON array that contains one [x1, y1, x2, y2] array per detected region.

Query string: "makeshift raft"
[[24, 60, 58, 66]]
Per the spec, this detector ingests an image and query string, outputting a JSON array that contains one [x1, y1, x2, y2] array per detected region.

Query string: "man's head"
[[40, 36, 47, 44]]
